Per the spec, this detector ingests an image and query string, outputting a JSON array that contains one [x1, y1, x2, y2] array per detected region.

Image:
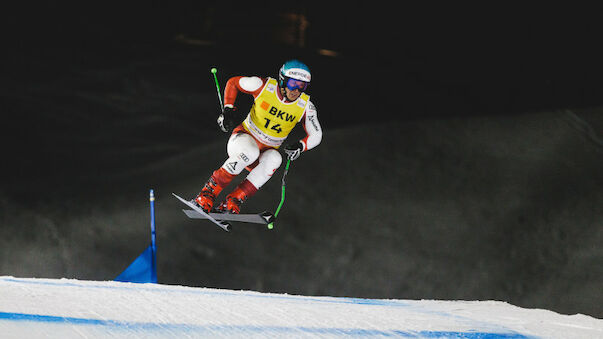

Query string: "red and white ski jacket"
[[224, 76, 322, 151]]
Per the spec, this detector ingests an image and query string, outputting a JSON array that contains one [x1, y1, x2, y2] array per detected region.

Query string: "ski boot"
[[215, 180, 257, 214], [194, 168, 234, 213]]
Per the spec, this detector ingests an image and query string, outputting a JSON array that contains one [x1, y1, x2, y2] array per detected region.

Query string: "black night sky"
[[1, 3, 602, 318]]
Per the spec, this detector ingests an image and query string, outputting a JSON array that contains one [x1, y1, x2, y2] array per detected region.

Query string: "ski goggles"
[[285, 77, 309, 92]]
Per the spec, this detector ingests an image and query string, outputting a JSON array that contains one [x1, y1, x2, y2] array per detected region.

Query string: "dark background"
[[1, 3, 602, 318]]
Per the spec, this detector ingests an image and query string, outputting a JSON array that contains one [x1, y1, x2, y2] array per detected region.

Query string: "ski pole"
[[268, 158, 291, 230], [210, 67, 224, 113]]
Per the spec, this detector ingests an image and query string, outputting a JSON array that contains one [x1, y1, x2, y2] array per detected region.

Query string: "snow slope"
[[0, 277, 600, 338]]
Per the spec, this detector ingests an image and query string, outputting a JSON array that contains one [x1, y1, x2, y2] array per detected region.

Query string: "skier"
[[194, 60, 323, 214]]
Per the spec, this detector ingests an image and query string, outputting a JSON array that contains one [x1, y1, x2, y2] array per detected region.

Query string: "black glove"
[[217, 106, 238, 133], [284, 141, 304, 161]]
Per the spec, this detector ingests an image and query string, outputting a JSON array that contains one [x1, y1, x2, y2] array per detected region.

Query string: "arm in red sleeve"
[[223, 76, 266, 108]]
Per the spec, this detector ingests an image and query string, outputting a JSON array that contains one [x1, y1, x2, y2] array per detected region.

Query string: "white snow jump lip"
[[2, 277, 602, 338]]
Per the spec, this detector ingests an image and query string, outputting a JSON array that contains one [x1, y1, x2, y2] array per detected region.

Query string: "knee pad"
[[222, 133, 260, 175], [246, 149, 282, 189]]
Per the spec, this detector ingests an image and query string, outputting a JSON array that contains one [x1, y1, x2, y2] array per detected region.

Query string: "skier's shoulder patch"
[[266, 83, 277, 93], [264, 77, 278, 93]]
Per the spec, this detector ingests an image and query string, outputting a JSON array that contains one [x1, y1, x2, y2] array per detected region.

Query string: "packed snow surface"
[[0, 276, 600, 338]]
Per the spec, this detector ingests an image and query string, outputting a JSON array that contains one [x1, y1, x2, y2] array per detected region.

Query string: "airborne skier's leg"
[[194, 168, 234, 212], [196, 132, 259, 212], [224, 132, 260, 174], [219, 148, 282, 214], [246, 149, 282, 189], [219, 179, 257, 214]]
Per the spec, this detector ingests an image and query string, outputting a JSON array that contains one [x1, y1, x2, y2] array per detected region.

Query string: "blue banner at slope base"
[[115, 245, 157, 283]]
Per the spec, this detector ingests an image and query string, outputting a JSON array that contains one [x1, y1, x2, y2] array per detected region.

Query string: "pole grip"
[[211, 68, 224, 113]]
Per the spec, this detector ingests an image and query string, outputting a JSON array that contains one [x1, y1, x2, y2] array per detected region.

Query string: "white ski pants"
[[221, 132, 282, 189]]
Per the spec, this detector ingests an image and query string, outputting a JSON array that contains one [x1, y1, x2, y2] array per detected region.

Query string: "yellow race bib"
[[243, 78, 309, 147]]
